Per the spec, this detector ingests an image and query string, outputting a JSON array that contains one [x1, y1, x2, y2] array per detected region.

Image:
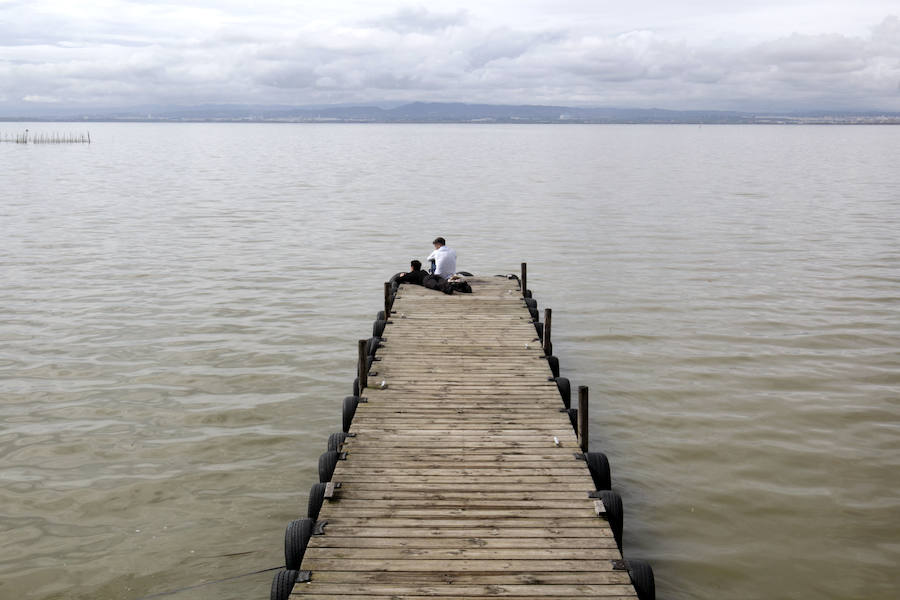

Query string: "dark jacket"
[[396, 269, 427, 285]]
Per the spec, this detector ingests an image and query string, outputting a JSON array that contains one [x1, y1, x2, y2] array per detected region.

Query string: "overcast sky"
[[1, 1, 898, 112]]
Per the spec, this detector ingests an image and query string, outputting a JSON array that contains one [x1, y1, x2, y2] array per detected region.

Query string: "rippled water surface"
[[1, 123, 898, 599]]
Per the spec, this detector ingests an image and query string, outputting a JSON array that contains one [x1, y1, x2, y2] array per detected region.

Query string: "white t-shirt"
[[426, 246, 457, 279]]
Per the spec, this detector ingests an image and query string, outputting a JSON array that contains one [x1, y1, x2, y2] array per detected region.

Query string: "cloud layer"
[[1, 1, 898, 112]]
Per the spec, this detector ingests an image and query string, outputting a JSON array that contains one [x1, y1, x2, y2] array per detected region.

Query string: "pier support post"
[[578, 386, 589, 452], [384, 282, 392, 316], [521, 262, 527, 296], [358, 339, 368, 391], [543, 308, 552, 356]]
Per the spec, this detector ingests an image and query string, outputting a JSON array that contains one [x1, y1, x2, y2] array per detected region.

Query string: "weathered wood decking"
[[289, 275, 639, 599]]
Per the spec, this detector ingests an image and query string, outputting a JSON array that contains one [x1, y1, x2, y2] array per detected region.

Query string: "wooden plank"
[[291, 583, 636, 596], [333, 488, 588, 496], [345, 415, 568, 422], [336, 460, 586, 468], [341, 438, 578, 446], [293, 595, 636, 600], [318, 482, 591, 492], [333, 467, 589, 477], [341, 435, 579, 444], [313, 517, 607, 528], [332, 477, 595, 485], [345, 428, 576, 435], [341, 439, 576, 446], [346, 423, 573, 430], [303, 570, 630, 583], [346, 416, 570, 422], [328, 490, 595, 501], [312, 508, 599, 518], [306, 536, 616, 548], [351, 402, 563, 408], [309, 526, 614, 539], [298, 558, 621, 572], [340, 449, 581, 458], [303, 547, 622, 560]]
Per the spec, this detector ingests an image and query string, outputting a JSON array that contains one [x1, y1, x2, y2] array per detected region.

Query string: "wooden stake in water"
[[1, 130, 92, 144], [358, 339, 368, 391], [578, 385, 589, 453], [543, 308, 552, 356], [521, 262, 527, 296]]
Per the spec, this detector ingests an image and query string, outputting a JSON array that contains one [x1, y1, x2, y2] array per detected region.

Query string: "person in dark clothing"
[[422, 273, 472, 294], [395, 259, 427, 285], [423, 272, 453, 293]]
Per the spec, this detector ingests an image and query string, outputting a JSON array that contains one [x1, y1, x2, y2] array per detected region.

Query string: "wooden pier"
[[272, 271, 654, 599]]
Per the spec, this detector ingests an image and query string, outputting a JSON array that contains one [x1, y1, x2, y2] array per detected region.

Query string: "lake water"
[[1, 123, 898, 599]]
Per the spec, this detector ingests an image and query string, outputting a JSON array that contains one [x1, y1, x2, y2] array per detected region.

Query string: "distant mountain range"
[[2, 102, 898, 124]]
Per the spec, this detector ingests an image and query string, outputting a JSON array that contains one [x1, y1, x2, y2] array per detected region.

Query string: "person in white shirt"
[[426, 237, 457, 279]]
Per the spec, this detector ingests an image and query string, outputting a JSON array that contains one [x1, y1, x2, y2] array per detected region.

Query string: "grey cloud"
[[2, 4, 899, 112], [467, 29, 562, 69], [722, 20, 899, 107], [871, 15, 900, 46], [369, 6, 468, 34], [255, 62, 318, 90], [755, 33, 866, 74]]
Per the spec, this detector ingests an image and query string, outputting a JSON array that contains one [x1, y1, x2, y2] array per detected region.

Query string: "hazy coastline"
[[2, 101, 899, 124]]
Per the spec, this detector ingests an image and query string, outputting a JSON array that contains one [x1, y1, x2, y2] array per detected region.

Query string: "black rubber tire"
[[458, 271, 473, 276], [352, 377, 359, 397], [284, 518, 313, 570], [327, 431, 348, 452], [568, 408, 578, 432], [627, 559, 656, 600], [376, 310, 385, 321], [270, 569, 297, 600], [524, 289, 532, 298], [528, 306, 539, 322], [386, 274, 402, 305], [307, 482, 325, 520], [372, 319, 386, 338], [534, 321, 543, 341], [547, 355, 560, 378], [318, 450, 339, 482], [367, 336, 381, 357], [343, 396, 359, 433], [555, 377, 571, 409], [586, 452, 612, 491], [524, 298, 537, 309], [598, 490, 624, 552]]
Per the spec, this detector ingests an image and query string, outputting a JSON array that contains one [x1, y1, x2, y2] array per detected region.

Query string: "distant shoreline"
[[2, 117, 899, 125], [2, 101, 897, 125]]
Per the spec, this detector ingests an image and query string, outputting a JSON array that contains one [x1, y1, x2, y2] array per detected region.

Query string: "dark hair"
[[411, 259, 422, 270], [432, 237, 445, 245]]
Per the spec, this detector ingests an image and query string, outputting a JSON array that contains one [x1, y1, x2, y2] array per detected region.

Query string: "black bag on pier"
[[422, 274, 472, 295], [449, 280, 472, 294]]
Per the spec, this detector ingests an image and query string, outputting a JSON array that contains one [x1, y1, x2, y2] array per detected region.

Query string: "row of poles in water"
[[0, 130, 91, 143]]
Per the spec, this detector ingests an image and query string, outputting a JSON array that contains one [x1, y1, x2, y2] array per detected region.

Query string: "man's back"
[[429, 246, 457, 279]]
